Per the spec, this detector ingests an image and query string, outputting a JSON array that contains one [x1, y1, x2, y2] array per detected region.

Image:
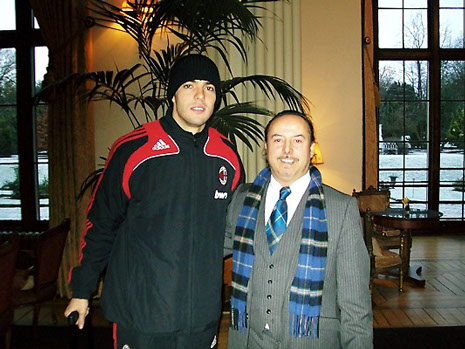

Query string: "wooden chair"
[[0, 234, 20, 349], [352, 186, 405, 291], [12, 218, 71, 335], [362, 210, 405, 291], [352, 186, 401, 249], [223, 256, 232, 311]]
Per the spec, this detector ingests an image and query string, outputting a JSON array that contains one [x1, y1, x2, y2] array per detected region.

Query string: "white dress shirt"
[[264, 173, 311, 225]]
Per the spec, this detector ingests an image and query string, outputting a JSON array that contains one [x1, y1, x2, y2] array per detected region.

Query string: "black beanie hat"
[[167, 54, 221, 112]]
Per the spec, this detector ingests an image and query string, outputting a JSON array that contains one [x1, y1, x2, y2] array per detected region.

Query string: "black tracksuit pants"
[[114, 323, 218, 349]]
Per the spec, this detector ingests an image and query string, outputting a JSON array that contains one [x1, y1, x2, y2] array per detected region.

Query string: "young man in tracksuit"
[[65, 54, 244, 349]]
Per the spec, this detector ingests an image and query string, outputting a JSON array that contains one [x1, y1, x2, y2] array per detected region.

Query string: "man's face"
[[171, 80, 216, 134], [265, 114, 314, 186]]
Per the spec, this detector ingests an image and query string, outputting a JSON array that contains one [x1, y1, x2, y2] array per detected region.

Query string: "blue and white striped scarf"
[[230, 166, 328, 338]]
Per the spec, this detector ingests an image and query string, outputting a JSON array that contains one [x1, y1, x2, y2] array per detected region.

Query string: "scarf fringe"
[[290, 314, 319, 338], [230, 307, 247, 332]]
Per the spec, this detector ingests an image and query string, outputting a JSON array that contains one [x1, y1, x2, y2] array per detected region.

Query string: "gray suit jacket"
[[225, 183, 373, 349]]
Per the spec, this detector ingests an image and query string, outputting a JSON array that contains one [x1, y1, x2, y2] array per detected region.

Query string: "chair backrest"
[[223, 256, 232, 286], [34, 219, 71, 291], [352, 185, 390, 213], [0, 234, 20, 314]]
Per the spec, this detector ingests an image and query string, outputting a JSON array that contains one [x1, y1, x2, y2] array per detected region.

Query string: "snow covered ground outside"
[[380, 150, 464, 218], [0, 155, 49, 220]]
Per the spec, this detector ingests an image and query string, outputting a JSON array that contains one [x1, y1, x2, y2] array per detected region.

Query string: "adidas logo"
[[152, 139, 170, 151]]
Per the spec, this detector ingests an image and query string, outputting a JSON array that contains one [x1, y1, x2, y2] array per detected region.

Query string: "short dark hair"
[[264, 110, 315, 143]]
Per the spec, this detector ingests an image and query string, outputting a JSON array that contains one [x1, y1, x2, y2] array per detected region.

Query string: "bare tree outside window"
[[377, 2, 465, 219]]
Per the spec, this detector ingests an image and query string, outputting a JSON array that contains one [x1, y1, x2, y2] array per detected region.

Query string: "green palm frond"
[[146, 42, 188, 93], [163, 0, 267, 70], [89, 0, 164, 59], [77, 167, 103, 202], [88, 0, 270, 70], [212, 102, 272, 149], [75, 64, 154, 127], [155, 0, 261, 40], [221, 75, 310, 113]]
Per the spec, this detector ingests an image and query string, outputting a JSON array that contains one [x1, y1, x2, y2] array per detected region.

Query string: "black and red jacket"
[[70, 112, 244, 334]]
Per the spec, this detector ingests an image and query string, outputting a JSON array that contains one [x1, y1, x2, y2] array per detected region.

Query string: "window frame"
[[373, 0, 465, 226], [0, 0, 47, 230]]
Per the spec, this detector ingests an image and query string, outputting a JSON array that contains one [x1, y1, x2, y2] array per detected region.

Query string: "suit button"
[[268, 279, 273, 284], [269, 264, 274, 269], [267, 295, 272, 300], [266, 309, 271, 314]]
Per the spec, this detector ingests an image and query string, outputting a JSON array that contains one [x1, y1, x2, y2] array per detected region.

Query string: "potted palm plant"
[[73, 0, 309, 194]]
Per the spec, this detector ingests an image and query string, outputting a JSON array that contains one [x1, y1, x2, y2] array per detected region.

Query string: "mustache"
[[277, 156, 298, 161]]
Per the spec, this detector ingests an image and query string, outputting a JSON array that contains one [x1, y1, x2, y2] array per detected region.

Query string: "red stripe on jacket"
[[68, 127, 148, 284], [122, 121, 180, 199], [204, 127, 242, 191]]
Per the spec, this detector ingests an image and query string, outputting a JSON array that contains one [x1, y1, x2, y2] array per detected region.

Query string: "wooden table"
[[372, 208, 443, 287]]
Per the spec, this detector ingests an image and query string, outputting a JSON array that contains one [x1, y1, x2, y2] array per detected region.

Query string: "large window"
[[0, 0, 47, 228], [376, 0, 465, 221]]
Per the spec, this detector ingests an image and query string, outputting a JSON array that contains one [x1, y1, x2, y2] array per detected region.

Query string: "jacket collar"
[[160, 107, 211, 143]]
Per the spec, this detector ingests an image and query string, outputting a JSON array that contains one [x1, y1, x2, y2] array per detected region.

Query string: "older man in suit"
[[225, 110, 373, 348]]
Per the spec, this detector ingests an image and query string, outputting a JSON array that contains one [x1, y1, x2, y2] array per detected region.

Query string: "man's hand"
[[64, 298, 89, 329]]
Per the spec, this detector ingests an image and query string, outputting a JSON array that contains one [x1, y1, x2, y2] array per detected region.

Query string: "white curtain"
[[214, 0, 302, 181]]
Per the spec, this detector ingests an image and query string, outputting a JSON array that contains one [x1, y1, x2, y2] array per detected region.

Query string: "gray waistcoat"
[[247, 189, 308, 345]]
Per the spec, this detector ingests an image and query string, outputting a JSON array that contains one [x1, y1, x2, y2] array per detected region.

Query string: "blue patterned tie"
[[266, 186, 291, 254]]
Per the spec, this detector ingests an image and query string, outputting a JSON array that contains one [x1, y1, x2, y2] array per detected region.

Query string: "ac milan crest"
[[218, 166, 228, 186]]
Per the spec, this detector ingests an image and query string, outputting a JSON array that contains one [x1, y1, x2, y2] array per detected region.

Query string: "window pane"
[[0, 0, 15, 30], [389, 185, 405, 203], [379, 61, 404, 100], [34, 47, 49, 94], [406, 150, 428, 168], [441, 146, 465, 168], [405, 61, 428, 100], [405, 169, 428, 183], [405, 10, 428, 48], [404, 185, 427, 202], [410, 203, 428, 210], [379, 59, 430, 212], [439, 58, 464, 218], [0, 161, 21, 220], [0, 49, 16, 104], [441, 0, 465, 7], [441, 169, 464, 184], [379, 151, 405, 168], [410, 141, 428, 153], [405, 0, 428, 8], [35, 105, 48, 221], [379, 170, 403, 190], [440, 184, 464, 201], [441, 61, 464, 102], [380, 102, 404, 139], [406, 102, 428, 142], [441, 102, 464, 142], [379, 0, 403, 8], [379, 9, 402, 48], [379, 61, 429, 147], [440, 8, 465, 48], [0, 106, 17, 156], [439, 203, 463, 218]]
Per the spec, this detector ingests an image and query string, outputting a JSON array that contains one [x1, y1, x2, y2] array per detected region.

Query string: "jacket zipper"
[[188, 134, 200, 332]]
